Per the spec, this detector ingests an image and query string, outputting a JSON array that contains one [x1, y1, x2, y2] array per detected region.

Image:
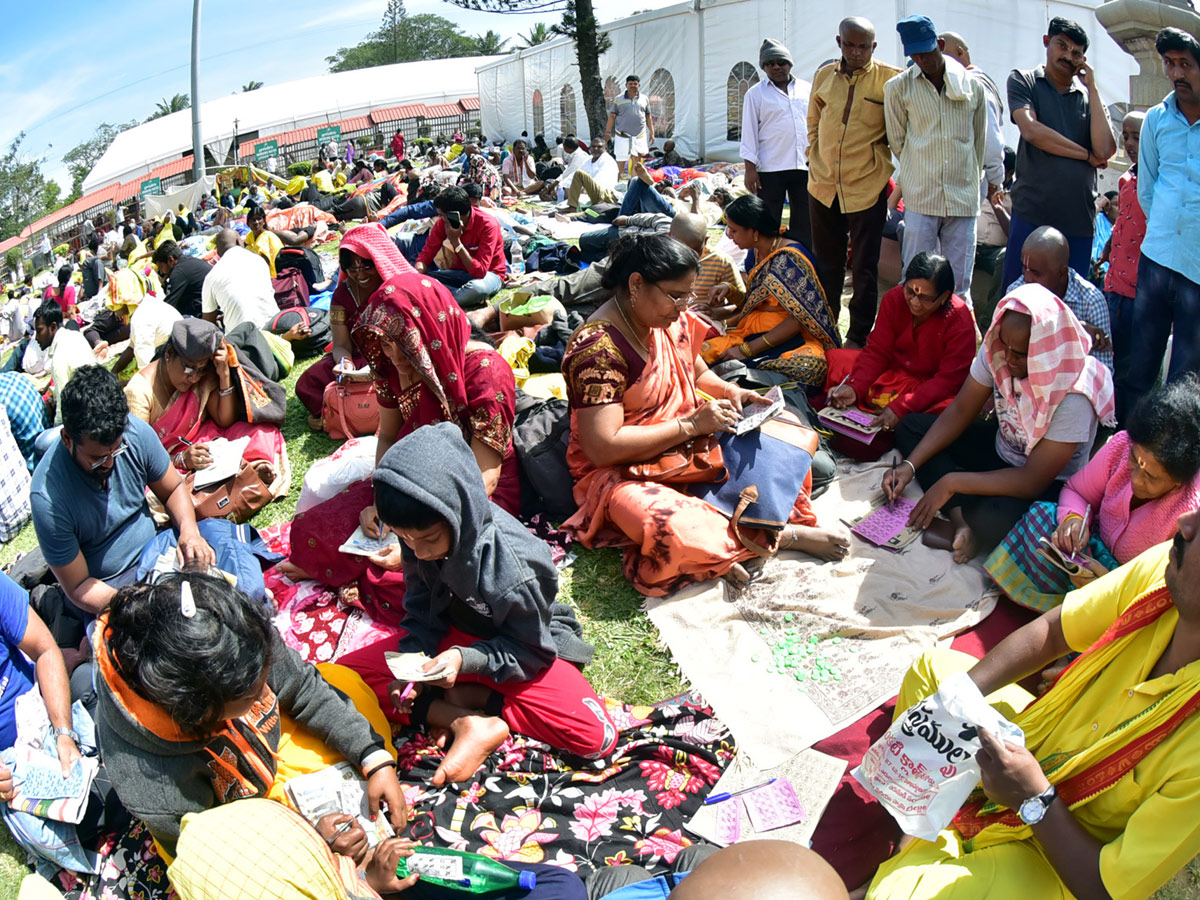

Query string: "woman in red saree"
[[295, 223, 415, 422], [124, 318, 290, 498], [282, 268, 520, 623], [562, 233, 849, 597]]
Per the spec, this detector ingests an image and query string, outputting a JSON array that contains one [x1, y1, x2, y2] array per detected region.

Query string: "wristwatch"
[[1018, 784, 1057, 825], [53, 727, 80, 744]]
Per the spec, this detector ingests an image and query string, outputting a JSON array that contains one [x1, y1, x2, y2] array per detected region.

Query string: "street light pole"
[[190, 0, 203, 181]]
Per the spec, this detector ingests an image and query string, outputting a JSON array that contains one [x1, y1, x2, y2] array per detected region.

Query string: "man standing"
[[1127, 28, 1200, 411], [80, 236, 107, 302], [740, 39, 812, 249], [391, 129, 405, 163], [604, 75, 654, 180], [885, 16, 993, 303], [807, 17, 902, 347], [1002, 17, 1117, 287]]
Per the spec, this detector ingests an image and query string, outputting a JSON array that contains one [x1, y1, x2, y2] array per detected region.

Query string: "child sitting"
[[338, 422, 618, 787]]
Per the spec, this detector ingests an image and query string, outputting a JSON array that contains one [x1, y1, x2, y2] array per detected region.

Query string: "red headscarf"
[[331, 223, 414, 314], [351, 271, 472, 434]]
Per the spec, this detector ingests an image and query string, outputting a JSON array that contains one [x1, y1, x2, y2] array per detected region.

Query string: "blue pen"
[[703, 777, 777, 805]]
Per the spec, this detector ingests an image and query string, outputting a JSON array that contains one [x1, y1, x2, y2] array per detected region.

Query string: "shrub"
[[287, 161, 313, 176]]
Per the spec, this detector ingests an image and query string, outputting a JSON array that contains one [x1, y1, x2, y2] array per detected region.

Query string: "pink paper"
[[852, 498, 917, 546], [715, 796, 742, 843], [842, 408, 876, 427], [741, 778, 806, 832]]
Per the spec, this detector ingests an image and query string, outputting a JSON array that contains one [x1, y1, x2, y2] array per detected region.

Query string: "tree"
[[0, 133, 60, 241], [518, 22, 551, 48], [326, 2, 479, 72], [441, 0, 611, 136], [473, 29, 509, 54], [62, 121, 137, 197], [241, 81, 264, 92], [147, 93, 190, 121]]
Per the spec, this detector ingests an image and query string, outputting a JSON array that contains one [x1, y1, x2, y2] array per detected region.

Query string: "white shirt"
[[558, 148, 590, 187], [201, 246, 279, 331], [501, 153, 538, 188], [129, 295, 182, 369], [740, 75, 811, 173], [47, 328, 97, 425], [578, 152, 619, 192]]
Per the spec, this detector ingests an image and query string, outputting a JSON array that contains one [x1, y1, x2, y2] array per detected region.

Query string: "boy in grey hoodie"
[[339, 422, 618, 786]]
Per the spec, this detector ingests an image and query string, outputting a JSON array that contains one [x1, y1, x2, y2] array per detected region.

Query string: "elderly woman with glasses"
[[823, 251, 976, 459], [562, 233, 848, 597], [122, 319, 290, 498]]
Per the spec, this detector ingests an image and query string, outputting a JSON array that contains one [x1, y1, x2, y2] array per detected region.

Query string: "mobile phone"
[[446, 211, 462, 229]]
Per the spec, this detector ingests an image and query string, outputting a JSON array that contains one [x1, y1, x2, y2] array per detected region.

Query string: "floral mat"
[[49, 695, 732, 898]]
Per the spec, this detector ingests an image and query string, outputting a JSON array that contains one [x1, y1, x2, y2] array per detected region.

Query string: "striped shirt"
[[883, 56, 988, 218], [694, 249, 745, 307]]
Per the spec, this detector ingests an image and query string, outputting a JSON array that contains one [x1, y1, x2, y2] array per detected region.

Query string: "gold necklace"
[[615, 298, 649, 355]]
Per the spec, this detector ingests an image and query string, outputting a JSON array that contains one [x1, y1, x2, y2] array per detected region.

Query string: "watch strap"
[[53, 727, 80, 743]]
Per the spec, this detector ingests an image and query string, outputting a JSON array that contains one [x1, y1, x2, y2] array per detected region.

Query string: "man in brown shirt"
[[807, 17, 903, 346]]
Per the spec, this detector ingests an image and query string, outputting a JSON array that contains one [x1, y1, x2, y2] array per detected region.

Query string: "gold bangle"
[[760, 334, 774, 349], [740, 342, 753, 356]]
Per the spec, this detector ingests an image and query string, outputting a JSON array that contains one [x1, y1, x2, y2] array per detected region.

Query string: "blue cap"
[[518, 870, 538, 890], [896, 15, 938, 56]]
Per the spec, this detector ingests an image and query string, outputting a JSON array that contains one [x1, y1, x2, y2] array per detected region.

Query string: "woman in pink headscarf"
[[294, 224, 415, 423]]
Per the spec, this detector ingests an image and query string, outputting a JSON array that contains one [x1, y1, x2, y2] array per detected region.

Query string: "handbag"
[[187, 461, 274, 524], [620, 434, 725, 484], [321, 379, 380, 441], [690, 412, 819, 557]]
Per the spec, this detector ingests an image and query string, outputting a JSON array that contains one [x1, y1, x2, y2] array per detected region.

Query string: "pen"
[[696, 389, 718, 403], [398, 682, 416, 705], [178, 438, 194, 447], [326, 818, 355, 845], [890, 458, 896, 510], [704, 778, 777, 805], [1079, 503, 1092, 554]]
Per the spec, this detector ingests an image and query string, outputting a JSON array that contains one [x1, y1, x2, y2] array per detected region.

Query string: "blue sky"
[[4, 0, 674, 190]]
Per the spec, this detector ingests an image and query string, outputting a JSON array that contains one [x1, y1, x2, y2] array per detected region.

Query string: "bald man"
[[807, 17, 903, 347], [1007, 225, 1114, 370], [201, 229, 278, 331], [670, 842, 848, 900]]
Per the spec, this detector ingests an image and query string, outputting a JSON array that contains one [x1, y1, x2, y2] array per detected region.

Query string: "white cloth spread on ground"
[[644, 459, 997, 768]]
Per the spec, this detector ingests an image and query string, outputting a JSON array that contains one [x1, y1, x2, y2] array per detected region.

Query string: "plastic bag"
[[851, 672, 1025, 841], [296, 436, 377, 514]]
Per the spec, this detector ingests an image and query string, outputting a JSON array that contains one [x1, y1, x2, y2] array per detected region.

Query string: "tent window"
[[648, 69, 675, 139], [532, 89, 545, 137], [726, 62, 759, 141], [560, 86, 578, 136], [604, 77, 619, 105]]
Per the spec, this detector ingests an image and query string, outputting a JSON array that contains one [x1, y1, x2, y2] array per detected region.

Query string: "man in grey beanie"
[[740, 38, 812, 248]]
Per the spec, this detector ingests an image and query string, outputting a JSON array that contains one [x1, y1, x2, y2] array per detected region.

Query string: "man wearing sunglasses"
[[29, 366, 215, 619]]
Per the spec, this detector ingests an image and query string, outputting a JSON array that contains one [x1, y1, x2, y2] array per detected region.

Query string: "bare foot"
[[307, 414, 324, 431], [952, 524, 978, 564], [432, 714, 509, 786], [725, 562, 752, 586], [274, 560, 311, 582], [781, 524, 851, 561]]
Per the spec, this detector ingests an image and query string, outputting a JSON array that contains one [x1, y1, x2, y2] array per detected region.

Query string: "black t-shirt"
[[163, 255, 212, 318], [1007, 66, 1106, 236]]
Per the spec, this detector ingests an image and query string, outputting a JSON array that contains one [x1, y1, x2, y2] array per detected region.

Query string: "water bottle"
[[510, 241, 526, 277], [395, 847, 537, 893]]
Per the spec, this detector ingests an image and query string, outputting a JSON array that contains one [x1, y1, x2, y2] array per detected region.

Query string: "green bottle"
[[395, 846, 537, 893]]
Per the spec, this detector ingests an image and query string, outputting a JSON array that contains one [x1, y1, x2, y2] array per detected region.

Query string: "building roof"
[[83, 56, 502, 193]]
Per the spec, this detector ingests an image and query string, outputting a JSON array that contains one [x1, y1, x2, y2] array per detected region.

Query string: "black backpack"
[[269, 306, 331, 358], [512, 391, 577, 521]]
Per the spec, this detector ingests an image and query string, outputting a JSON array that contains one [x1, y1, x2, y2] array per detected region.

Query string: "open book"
[[285, 761, 395, 848], [191, 436, 251, 489], [338, 525, 400, 558], [735, 386, 786, 435], [816, 406, 881, 444]]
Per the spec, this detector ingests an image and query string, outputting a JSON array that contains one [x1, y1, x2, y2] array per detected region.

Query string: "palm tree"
[[147, 93, 190, 121], [472, 30, 509, 55], [518, 22, 551, 48], [241, 80, 264, 92]]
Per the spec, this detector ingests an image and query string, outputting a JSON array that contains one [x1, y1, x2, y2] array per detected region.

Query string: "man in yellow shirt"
[[807, 17, 902, 348], [866, 512, 1200, 900]]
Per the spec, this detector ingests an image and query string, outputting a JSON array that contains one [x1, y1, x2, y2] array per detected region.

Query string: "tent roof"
[[83, 56, 501, 193]]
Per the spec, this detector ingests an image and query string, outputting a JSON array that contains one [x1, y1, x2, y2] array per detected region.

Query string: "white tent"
[[83, 56, 503, 193], [476, 0, 1138, 161]]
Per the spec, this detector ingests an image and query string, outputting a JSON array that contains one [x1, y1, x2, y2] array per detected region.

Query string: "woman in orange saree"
[[699, 195, 840, 391], [562, 233, 849, 597]]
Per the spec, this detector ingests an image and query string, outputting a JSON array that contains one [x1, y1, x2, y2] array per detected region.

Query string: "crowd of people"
[[0, 11, 1198, 900]]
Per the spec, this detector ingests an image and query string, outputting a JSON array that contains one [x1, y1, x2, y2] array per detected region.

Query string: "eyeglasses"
[[652, 283, 695, 306], [176, 356, 209, 377], [88, 441, 127, 471], [903, 283, 945, 305]]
